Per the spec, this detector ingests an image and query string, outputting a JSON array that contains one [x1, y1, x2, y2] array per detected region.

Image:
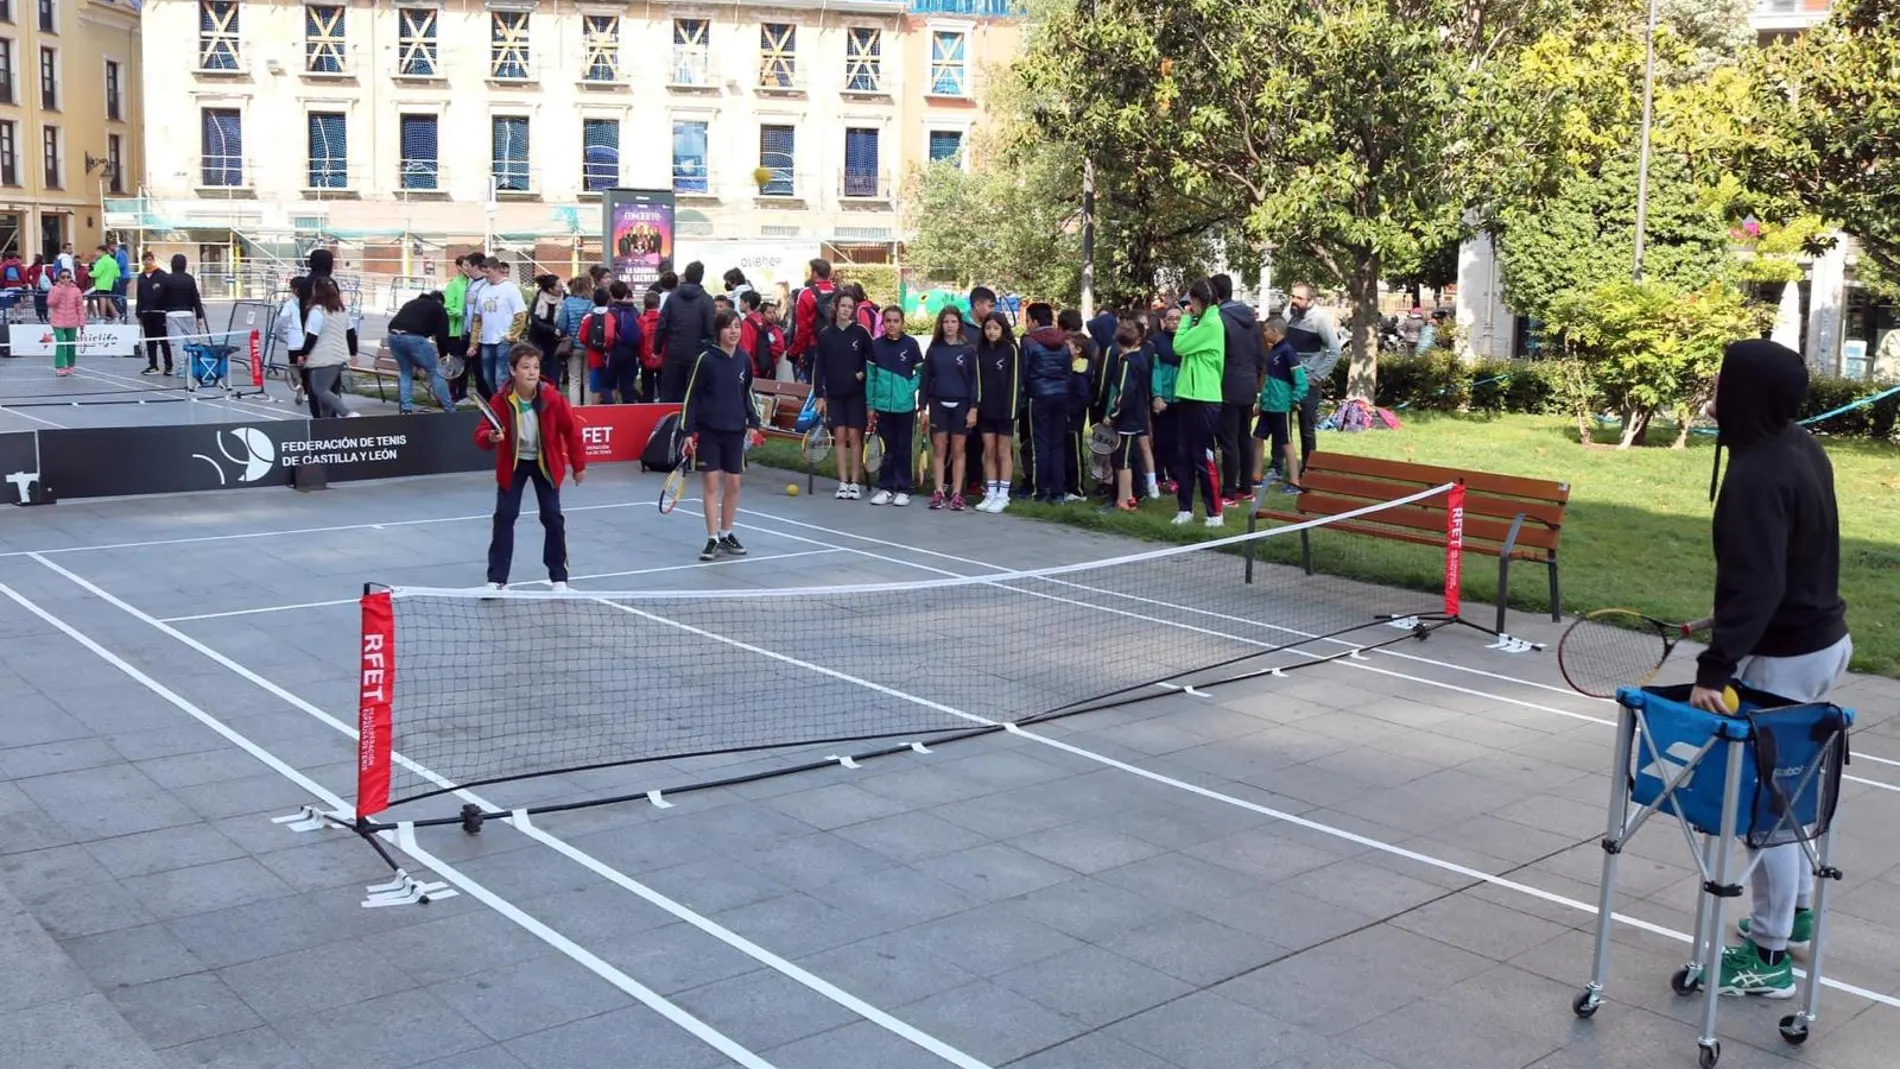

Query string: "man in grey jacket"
[[1283, 283, 1341, 475]]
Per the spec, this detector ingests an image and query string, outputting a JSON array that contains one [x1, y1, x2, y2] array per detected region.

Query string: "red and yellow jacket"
[[473, 383, 586, 488]]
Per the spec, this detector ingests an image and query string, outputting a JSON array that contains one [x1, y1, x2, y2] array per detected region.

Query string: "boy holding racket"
[[680, 309, 764, 562], [476, 345, 586, 591], [1690, 339, 1849, 999]]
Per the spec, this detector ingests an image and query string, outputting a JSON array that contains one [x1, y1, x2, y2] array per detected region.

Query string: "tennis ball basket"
[[1572, 683, 1854, 1067]]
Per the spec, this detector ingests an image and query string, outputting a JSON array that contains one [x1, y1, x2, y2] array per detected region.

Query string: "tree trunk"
[[1617, 407, 1651, 449], [1672, 418, 1692, 449], [1346, 254, 1383, 401]]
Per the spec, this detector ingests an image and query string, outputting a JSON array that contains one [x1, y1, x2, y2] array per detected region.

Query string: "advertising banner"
[[604, 189, 676, 291], [288, 413, 490, 483], [575, 403, 680, 465], [0, 431, 41, 505], [9, 324, 142, 359]]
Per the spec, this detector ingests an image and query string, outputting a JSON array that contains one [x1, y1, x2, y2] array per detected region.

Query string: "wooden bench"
[[1244, 452, 1570, 633], [348, 342, 406, 404], [750, 378, 811, 439]]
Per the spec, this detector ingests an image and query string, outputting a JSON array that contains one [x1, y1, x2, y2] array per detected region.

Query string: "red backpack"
[[580, 309, 616, 355]]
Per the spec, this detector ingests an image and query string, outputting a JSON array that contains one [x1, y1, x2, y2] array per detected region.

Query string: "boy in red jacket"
[[476, 345, 586, 590], [637, 292, 664, 401]]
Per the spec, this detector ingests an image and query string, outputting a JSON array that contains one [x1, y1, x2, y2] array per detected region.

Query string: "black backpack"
[[789, 285, 835, 350], [640, 412, 685, 471], [580, 310, 614, 352]]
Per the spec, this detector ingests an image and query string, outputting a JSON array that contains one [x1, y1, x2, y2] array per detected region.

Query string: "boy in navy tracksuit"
[[1020, 304, 1072, 503], [1255, 316, 1305, 492], [1107, 321, 1154, 511], [681, 310, 764, 561]]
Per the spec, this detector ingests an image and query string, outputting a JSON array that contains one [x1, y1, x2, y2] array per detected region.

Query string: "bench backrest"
[[1295, 452, 1570, 553], [750, 378, 810, 431]]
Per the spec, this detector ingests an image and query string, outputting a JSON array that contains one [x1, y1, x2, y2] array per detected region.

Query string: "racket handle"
[[1682, 616, 1713, 635]]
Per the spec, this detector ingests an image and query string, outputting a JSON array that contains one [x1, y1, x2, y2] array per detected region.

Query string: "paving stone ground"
[[2, 461, 1897, 1069]]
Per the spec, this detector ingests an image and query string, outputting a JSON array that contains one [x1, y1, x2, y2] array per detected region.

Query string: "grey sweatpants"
[[1736, 633, 1853, 951]]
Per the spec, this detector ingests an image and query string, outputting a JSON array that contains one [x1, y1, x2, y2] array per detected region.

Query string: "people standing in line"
[[1061, 326, 1096, 504], [469, 259, 526, 401], [559, 276, 595, 398], [813, 290, 873, 500], [722, 267, 754, 306], [159, 254, 208, 371], [478, 344, 587, 590], [578, 288, 619, 405], [635, 289, 663, 401], [1255, 315, 1306, 494], [656, 261, 716, 402], [1105, 320, 1155, 512], [788, 258, 837, 382], [1149, 305, 1181, 497], [972, 312, 1020, 513], [55, 243, 76, 285], [738, 290, 785, 384], [866, 304, 924, 507], [1170, 279, 1227, 527], [30, 253, 51, 323], [1210, 274, 1264, 504], [679, 310, 763, 562], [1284, 283, 1341, 474], [1020, 303, 1072, 505], [921, 307, 979, 511], [47, 269, 85, 376], [136, 252, 174, 377], [385, 290, 455, 413], [293, 277, 357, 420], [109, 240, 131, 322], [274, 276, 311, 408]]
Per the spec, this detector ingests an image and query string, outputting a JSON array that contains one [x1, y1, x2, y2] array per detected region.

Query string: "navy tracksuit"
[[1022, 328, 1071, 499]]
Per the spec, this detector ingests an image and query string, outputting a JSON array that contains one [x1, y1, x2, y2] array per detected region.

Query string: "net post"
[[1443, 481, 1466, 621], [358, 586, 395, 821]]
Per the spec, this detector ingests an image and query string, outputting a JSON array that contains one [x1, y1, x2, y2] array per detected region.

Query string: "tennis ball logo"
[[192, 426, 277, 485]]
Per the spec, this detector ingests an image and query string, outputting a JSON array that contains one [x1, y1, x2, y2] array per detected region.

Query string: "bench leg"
[[1300, 528, 1313, 576], [1495, 512, 1529, 635], [1244, 509, 1258, 584], [1547, 552, 1562, 622]]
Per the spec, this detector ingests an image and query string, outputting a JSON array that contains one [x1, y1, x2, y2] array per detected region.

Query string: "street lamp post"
[[1631, 0, 1660, 282]]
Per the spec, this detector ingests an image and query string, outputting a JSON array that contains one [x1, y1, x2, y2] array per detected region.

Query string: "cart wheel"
[[1778, 1016, 1810, 1045], [1671, 966, 1702, 995], [1698, 1040, 1720, 1069], [1571, 990, 1599, 1019]]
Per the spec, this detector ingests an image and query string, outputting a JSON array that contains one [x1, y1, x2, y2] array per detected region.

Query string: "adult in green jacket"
[[1169, 280, 1226, 526], [442, 255, 476, 401]]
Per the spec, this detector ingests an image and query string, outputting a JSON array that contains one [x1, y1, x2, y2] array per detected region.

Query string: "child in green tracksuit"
[[1254, 316, 1306, 493], [866, 306, 924, 505]]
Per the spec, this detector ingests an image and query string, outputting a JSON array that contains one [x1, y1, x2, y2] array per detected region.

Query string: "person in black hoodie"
[[680, 309, 764, 562], [1020, 304, 1072, 503], [656, 260, 716, 402], [135, 252, 173, 376], [1692, 339, 1850, 1000], [1210, 274, 1263, 503], [813, 290, 873, 499]]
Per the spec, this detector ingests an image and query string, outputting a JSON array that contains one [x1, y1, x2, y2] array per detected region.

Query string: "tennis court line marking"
[[155, 548, 846, 622], [584, 586, 1900, 1013], [0, 576, 782, 1069], [30, 553, 997, 1069], [0, 404, 66, 428], [730, 507, 1900, 792], [62, 365, 299, 422]]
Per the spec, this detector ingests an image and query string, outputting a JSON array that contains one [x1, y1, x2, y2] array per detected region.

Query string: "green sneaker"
[[1716, 943, 1796, 999], [1736, 908, 1813, 951]]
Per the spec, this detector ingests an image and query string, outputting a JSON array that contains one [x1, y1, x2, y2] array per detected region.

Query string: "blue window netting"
[[673, 121, 708, 193], [493, 116, 530, 191], [928, 130, 963, 164], [759, 124, 794, 196], [400, 114, 437, 190], [582, 118, 619, 193], [201, 108, 242, 187], [930, 31, 966, 96], [307, 112, 347, 189], [843, 128, 878, 197]]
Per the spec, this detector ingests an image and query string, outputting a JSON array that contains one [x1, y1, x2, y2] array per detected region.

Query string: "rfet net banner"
[[9, 324, 142, 358], [574, 403, 679, 464]]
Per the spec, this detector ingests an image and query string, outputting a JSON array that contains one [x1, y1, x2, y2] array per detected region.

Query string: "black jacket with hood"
[[1694, 340, 1848, 689], [656, 282, 715, 369], [1217, 301, 1264, 405]]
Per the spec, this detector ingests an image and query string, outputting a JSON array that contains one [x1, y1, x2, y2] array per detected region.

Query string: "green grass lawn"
[[750, 415, 1900, 678]]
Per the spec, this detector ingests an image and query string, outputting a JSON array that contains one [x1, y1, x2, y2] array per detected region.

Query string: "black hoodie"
[[1694, 340, 1848, 689], [1216, 301, 1264, 405], [656, 282, 715, 368]]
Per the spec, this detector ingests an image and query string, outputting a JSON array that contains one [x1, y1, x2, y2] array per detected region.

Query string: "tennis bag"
[[641, 412, 685, 472], [793, 392, 820, 433]]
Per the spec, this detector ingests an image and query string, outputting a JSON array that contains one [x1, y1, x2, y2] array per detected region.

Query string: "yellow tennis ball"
[[1723, 685, 1740, 712], [785, 483, 799, 497]]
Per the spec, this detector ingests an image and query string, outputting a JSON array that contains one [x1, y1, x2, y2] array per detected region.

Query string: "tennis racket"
[[658, 456, 690, 515], [1556, 609, 1713, 699], [801, 424, 833, 463], [1088, 422, 1119, 456], [863, 434, 885, 478], [469, 392, 507, 439]]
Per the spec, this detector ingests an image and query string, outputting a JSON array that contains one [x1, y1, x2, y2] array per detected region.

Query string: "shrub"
[[1802, 376, 1900, 441]]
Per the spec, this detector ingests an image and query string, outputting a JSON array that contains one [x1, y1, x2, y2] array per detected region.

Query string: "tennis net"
[[355, 481, 1465, 820]]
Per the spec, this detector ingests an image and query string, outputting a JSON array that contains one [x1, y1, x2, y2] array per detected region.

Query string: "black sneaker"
[[718, 534, 747, 556], [698, 539, 721, 562]]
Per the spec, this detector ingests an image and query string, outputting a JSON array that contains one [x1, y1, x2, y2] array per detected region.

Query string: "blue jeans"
[[479, 342, 510, 399], [387, 333, 451, 412]]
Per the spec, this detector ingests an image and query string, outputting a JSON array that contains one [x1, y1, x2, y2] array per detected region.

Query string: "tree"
[[1017, 0, 1588, 400], [1745, 0, 1900, 277]]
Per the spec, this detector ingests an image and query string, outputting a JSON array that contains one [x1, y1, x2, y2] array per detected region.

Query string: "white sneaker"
[[549, 581, 570, 592], [990, 494, 1010, 514], [1171, 511, 1195, 526], [847, 483, 862, 500], [1204, 513, 1225, 528], [1061, 494, 1087, 504], [485, 581, 506, 591], [869, 489, 893, 506], [834, 484, 851, 500], [892, 492, 911, 507], [1146, 487, 1162, 500]]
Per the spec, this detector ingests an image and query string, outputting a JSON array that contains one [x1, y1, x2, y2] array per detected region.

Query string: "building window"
[[0, 121, 15, 186], [492, 116, 529, 191], [37, 46, 52, 109], [671, 18, 708, 86], [305, 5, 345, 74], [930, 31, 966, 96], [928, 130, 964, 165], [0, 40, 12, 106], [200, 107, 242, 186], [0, 3, 10, 24], [491, 11, 529, 80], [40, 125, 58, 188], [106, 133, 124, 192], [199, 1, 239, 71], [582, 14, 617, 82], [399, 114, 437, 190], [105, 60, 121, 120], [397, 8, 436, 76], [845, 28, 880, 92], [582, 118, 618, 192], [758, 124, 794, 197], [843, 128, 878, 197], [760, 22, 795, 88], [307, 112, 346, 189], [672, 119, 707, 193], [35, 0, 49, 33]]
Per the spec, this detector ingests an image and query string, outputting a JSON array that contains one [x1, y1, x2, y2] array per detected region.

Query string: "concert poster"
[[603, 189, 676, 290]]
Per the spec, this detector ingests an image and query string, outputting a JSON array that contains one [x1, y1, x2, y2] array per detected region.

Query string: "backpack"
[[637, 309, 663, 370], [790, 285, 835, 350], [606, 305, 642, 369], [640, 412, 685, 471], [1324, 399, 1402, 433], [2, 263, 21, 286], [743, 313, 777, 379], [580, 310, 615, 353]]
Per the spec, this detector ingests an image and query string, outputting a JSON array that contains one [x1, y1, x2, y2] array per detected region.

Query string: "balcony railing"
[[840, 170, 891, 200]]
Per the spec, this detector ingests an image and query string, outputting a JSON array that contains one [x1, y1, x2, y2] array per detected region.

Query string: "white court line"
[[0, 404, 66, 428], [156, 548, 846, 622], [29, 553, 996, 1069], [730, 506, 1900, 792], [0, 577, 780, 1069]]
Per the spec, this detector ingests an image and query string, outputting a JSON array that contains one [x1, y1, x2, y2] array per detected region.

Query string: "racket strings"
[[1558, 616, 1669, 698]]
